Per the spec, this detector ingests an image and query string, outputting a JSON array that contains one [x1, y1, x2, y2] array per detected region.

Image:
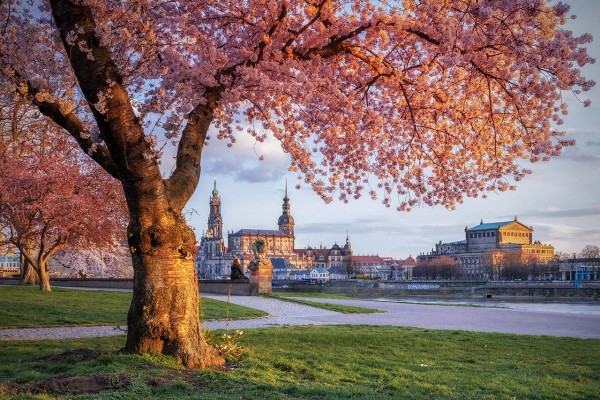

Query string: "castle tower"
[[278, 180, 295, 236], [343, 232, 353, 256], [207, 180, 223, 239]]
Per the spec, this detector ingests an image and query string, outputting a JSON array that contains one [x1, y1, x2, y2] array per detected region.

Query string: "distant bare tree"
[[413, 256, 459, 280], [579, 245, 600, 259], [341, 254, 354, 279]]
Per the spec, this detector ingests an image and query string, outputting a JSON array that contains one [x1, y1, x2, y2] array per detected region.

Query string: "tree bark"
[[19, 247, 52, 291], [19, 257, 39, 286], [125, 203, 224, 369], [38, 260, 51, 292]]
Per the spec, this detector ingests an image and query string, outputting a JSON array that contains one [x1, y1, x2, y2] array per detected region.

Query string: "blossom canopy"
[[1, 0, 595, 210]]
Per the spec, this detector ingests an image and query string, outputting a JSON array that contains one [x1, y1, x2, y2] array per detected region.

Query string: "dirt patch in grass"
[[2, 372, 131, 395], [38, 348, 100, 364]]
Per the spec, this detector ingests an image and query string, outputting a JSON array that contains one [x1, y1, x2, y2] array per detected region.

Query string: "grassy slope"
[[0, 326, 598, 399], [0, 286, 266, 328]]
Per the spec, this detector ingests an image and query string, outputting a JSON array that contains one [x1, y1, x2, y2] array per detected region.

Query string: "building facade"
[[293, 237, 353, 272], [418, 217, 555, 279], [0, 241, 20, 277], [196, 181, 233, 279], [228, 183, 296, 270]]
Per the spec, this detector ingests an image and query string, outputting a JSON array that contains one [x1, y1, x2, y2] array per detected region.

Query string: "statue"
[[247, 239, 269, 271], [247, 239, 273, 295], [230, 256, 248, 280]]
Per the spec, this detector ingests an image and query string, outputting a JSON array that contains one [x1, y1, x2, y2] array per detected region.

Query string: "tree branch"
[[26, 84, 121, 180], [49, 0, 161, 183], [165, 93, 218, 212]]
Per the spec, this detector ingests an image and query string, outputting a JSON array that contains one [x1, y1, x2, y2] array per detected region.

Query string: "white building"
[[310, 267, 330, 282]]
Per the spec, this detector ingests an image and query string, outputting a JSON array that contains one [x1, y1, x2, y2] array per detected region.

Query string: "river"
[[370, 296, 600, 316]]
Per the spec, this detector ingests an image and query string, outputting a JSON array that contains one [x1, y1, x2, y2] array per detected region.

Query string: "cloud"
[[530, 223, 600, 253], [296, 218, 465, 243], [201, 126, 290, 184], [499, 206, 600, 219], [558, 150, 600, 163]]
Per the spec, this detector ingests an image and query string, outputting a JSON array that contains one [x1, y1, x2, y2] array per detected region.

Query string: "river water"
[[370, 296, 600, 316]]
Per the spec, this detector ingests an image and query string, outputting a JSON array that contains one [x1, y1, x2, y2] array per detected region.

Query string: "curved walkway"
[[1, 295, 599, 341]]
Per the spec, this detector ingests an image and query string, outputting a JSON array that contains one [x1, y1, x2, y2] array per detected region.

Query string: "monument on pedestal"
[[247, 239, 273, 295]]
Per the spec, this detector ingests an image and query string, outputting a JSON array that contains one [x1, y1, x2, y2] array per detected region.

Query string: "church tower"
[[343, 232, 353, 256], [207, 180, 223, 239], [278, 181, 295, 236]]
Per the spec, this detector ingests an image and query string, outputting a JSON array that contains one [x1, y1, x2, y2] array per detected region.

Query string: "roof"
[[270, 258, 297, 270], [400, 256, 416, 265], [231, 229, 287, 236], [352, 255, 385, 265], [290, 270, 310, 276], [328, 266, 344, 274], [270, 258, 286, 269], [445, 240, 467, 245], [467, 221, 513, 232]]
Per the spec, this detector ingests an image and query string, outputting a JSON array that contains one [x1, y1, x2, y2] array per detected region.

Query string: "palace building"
[[417, 217, 555, 279], [293, 238, 353, 271]]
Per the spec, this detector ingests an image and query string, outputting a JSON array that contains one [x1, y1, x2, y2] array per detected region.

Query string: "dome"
[[278, 214, 295, 226]]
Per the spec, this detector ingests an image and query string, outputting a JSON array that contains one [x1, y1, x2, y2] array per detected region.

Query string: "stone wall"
[[199, 280, 252, 295], [0, 277, 253, 295], [274, 279, 600, 299]]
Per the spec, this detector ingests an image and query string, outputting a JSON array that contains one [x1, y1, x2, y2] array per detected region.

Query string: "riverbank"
[[274, 279, 600, 299]]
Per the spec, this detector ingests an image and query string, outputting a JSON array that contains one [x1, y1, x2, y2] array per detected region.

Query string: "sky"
[[179, 0, 600, 260]]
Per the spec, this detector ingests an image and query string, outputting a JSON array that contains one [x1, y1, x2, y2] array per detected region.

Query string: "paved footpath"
[[1, 295, 599, 341]]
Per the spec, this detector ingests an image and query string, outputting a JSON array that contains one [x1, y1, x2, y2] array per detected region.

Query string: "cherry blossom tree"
[[0, 153, 127, 291], [0, 97, 127, 290], [51, 244, 132, 279], [0, 0, 594, 368]]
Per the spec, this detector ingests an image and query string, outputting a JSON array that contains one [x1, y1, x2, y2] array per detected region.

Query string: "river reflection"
[[370, 296, 600, 316]]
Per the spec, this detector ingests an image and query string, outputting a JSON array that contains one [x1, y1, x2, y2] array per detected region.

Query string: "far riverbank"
[[274, 279, 600, 299]]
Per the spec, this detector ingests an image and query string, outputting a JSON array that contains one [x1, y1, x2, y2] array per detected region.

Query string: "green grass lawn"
[[0, 325, 598, 399], [269, 292, 382, 314], [0, 286, 267, 328]]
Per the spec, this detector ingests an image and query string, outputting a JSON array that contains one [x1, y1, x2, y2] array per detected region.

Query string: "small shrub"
[[210, 330, 248, 363]]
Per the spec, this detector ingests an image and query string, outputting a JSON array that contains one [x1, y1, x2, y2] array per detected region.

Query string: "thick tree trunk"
[[49, 0, 221, 369], [38, 260, 51, 292], [124, 206, 224, 369], [20, 248, 51, 291], [19, 255, 39, 286]]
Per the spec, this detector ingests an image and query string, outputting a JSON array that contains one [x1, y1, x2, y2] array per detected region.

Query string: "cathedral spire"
[[278, 180, 294, 236], [344, 231, 352, 255], [207, 179, 222, 238], [212, 179, 219, 198]]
